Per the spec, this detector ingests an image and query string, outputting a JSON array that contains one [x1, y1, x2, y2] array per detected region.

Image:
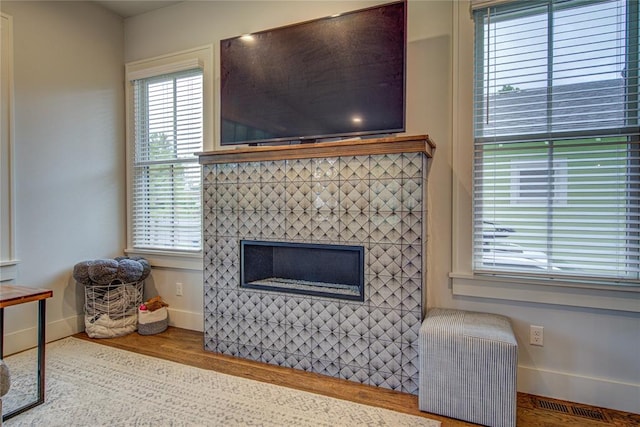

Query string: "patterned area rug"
[[3, 337, 439, 426]]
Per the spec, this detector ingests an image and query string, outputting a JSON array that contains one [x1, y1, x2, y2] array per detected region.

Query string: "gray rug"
[[2, 337, 439, 426]]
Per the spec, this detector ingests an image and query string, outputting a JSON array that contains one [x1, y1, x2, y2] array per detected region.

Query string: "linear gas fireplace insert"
[[240, 240, 365, 301]]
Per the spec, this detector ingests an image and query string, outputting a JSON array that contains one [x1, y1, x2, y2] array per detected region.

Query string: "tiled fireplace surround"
[[199, 136, 433, 394]]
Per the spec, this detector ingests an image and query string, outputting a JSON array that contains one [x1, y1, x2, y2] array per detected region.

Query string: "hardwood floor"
[[73, 327, 639, 427]]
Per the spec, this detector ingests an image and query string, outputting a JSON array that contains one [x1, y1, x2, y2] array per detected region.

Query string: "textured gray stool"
[[419, 308, 517, 427], [0, 359, 10, 426]]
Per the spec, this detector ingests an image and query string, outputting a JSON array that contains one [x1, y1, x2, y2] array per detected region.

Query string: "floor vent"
[[571, 406, 608, 421], [537, 399, 569, 413], [536, 398, 610, 423]]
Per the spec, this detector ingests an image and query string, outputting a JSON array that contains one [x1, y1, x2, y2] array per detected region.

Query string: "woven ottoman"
[[419, 308, 517, 427]]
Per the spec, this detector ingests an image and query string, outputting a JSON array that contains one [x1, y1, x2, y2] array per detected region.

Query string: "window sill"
[[450, 273, 640, 313], [125, 248, 202, 271]]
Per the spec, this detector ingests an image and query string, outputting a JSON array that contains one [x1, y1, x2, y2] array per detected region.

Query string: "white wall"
[[122, 0, 640, 413], [0, 1, 125, 354]]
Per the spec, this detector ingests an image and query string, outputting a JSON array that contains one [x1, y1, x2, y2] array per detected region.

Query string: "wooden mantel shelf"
[[197, 134, 434, 164]]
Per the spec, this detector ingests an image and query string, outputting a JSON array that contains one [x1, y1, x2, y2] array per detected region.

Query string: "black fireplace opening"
[[240, 240, 365, 301]]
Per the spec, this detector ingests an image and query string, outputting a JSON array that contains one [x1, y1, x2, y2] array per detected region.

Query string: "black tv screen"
[[220, 1, 406, 146]]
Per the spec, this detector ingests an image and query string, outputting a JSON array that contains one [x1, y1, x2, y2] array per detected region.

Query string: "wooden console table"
[[0, 284, 52, 421]]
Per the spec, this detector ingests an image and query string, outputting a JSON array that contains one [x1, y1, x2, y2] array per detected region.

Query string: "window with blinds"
[[473, 0, 639, 282], [132, 68, 203, 251]]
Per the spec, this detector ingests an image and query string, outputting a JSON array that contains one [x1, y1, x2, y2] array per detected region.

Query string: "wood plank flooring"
[[73, 327, 639, 427]]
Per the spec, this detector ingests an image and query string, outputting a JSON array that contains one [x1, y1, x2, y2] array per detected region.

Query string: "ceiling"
[[93, 1, 183, 18]]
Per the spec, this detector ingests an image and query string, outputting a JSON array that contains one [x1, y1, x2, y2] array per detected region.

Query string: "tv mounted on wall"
[[220, 1, 406, 146]]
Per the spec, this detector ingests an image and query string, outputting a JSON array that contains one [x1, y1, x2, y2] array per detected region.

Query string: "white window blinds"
[[132, 68, 203, 251], [473, 0, 639, 282]]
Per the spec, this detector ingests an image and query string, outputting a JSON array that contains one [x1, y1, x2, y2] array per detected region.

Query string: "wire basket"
[[84, 281, 143, 338]]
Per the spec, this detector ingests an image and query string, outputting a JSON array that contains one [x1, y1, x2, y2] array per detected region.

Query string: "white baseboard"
[[518, 365, 639, 414], [3, 310, 202, 356], [167, 308, 203, 332], [3, 314, 84, 356]]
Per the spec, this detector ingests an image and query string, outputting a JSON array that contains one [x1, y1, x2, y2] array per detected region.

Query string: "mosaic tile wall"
[[202, 153, 427, 394]]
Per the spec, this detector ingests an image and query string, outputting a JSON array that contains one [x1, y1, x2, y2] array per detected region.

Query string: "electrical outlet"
[[176, 282, 183, 296], [530, 325, 544, 346]]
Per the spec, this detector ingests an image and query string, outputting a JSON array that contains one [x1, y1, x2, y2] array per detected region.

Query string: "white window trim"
[[124, 45, 213, 270], [450, 1, 640, 313], [0, 13, 19, 283]]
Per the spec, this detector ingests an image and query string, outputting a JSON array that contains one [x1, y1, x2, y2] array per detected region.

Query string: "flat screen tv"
[[220, 1, 406, 146]]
